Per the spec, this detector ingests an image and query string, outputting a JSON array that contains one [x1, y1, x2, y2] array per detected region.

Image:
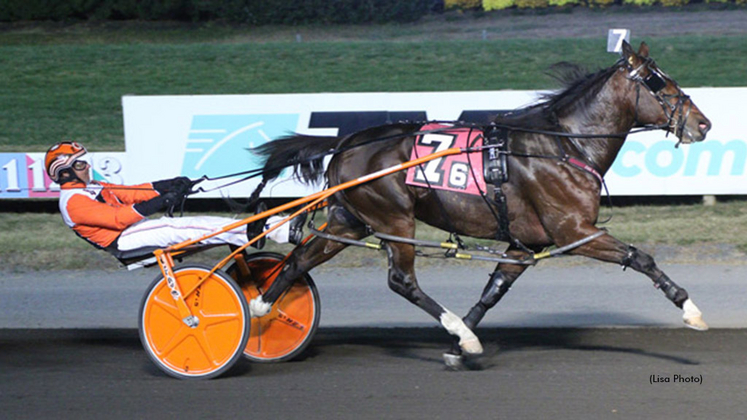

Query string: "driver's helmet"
[[45, 141, 88, 182]]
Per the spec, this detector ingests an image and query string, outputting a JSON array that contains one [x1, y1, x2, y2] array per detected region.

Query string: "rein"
[[206, 117, 668, 188], [169, 55, 687, 197], [193, 115, 670, 213], [96, 58, 686, 213]]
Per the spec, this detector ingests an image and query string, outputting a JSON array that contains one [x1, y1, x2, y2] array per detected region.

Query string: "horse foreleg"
[[621, 245, 707, 330], [567, 228, 708, 331], [384, 242, 483, 355]]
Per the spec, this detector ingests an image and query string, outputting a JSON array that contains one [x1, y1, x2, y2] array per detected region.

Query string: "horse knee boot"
[[464, 270, 513, 328]]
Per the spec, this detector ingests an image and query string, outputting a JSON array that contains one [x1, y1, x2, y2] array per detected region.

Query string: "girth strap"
[[481, 127, 511, 242], [483, 127, 509, 185]]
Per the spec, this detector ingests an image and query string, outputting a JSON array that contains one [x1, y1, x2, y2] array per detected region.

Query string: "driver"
[[45, 141, 300, 255]]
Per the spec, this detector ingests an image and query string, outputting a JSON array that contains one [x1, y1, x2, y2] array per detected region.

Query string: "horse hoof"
[[684, 316, 709, 331], [249, 296, 271, 318], [682, 299, 708, 331], [459, 338, 484, 355], [443, 353, 464, 370]]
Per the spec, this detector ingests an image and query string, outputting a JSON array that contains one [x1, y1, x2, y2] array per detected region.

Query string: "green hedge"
[[0, 0, 440, 23], [242, 0, 440, 25], [444, 0, 482, 8]]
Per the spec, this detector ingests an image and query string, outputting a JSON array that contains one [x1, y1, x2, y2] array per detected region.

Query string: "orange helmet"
[[45, 142, 88, 182]]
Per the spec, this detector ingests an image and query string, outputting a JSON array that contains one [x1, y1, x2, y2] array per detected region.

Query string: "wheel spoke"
[[200, 311, 243, 328], [151, 294, 182, 323], [198, 311, 245, 364], [153, 324, 191, 359], [195, 330, 217, 367]]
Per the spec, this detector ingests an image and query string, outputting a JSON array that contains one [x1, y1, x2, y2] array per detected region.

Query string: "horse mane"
[[495, 61, 618, 129]]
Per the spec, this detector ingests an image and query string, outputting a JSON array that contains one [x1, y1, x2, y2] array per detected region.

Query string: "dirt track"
[[2, 328, 746, 420], [4, 262, 745, 418]]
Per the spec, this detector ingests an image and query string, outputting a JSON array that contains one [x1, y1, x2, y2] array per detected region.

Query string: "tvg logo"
[[181, 114, 299, 179]]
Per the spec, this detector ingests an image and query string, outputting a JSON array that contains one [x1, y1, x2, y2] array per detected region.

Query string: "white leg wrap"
[[440, 310, 483, 355], [249, 296, 272, 318], [682, 299, 708, 331]]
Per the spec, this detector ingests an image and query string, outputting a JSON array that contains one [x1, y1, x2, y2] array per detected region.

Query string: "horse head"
[[620, 41, 711, 144]]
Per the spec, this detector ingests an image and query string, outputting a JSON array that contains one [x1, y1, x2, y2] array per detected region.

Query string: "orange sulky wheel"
[[227, 252, 321, 363], [139, 264, 250, 379]]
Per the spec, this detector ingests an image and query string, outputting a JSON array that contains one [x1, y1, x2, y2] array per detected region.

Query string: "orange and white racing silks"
[[60, 181, 290, 252], [59, 181, 159, 248]]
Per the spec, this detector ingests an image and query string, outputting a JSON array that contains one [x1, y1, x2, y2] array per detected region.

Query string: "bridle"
[[624, 57, 692, 145]]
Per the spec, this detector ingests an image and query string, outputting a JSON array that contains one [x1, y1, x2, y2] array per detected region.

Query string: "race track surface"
[[3, 264, 746, 329], [2, 264, 746, 419], [1, 328, 746, 420]]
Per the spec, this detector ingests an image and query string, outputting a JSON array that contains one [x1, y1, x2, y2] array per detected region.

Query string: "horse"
[[247, 41, 712, 366]]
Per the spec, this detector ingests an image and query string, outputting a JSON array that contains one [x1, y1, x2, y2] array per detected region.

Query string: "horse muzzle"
[[678, 117, 711, 144], [666, 92, 711, 145]]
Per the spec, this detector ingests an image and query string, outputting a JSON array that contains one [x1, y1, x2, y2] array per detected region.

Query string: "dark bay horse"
[[248, 41, 712, 364]]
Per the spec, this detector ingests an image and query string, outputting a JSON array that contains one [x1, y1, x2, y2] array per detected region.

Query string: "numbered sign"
[[0, 154, 27, 198], [607, 29, 631, 54], [0, 152, 127, 199]]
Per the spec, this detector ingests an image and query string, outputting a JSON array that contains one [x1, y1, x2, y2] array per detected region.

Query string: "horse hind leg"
[[249, 204, 368, 317], [384, 241, 483, 356], [248, 234, 354, 317], [462, 247, 534, 330]]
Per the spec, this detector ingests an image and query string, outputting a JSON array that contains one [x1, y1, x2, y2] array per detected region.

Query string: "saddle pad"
[[405, 123, 487, 196]]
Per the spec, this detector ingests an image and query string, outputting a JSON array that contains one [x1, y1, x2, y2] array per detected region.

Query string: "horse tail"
[[253, 134, 341, 185]]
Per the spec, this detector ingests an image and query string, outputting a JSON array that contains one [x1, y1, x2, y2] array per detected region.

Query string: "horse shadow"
[[309, 325, 701, 370]]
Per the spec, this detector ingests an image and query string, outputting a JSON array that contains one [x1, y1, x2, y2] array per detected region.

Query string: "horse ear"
[[638, 42, 650, 58], [621, 40, 638, 66]]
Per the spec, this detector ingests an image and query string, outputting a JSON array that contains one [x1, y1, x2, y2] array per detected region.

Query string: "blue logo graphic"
[[611, 139, 746, 178], [181, 114, 299, 178]]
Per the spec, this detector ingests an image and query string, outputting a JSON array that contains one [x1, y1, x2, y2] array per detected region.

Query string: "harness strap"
[[565, 155, 613, 223], [566, 157, 604, 185], [478, 127, 512, 242]]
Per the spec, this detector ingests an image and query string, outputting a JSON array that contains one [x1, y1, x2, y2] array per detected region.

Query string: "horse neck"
[[556, 72, 637, 175]]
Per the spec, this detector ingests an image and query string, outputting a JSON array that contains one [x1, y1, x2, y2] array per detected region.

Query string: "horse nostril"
[[698, 120, 711, 135]]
